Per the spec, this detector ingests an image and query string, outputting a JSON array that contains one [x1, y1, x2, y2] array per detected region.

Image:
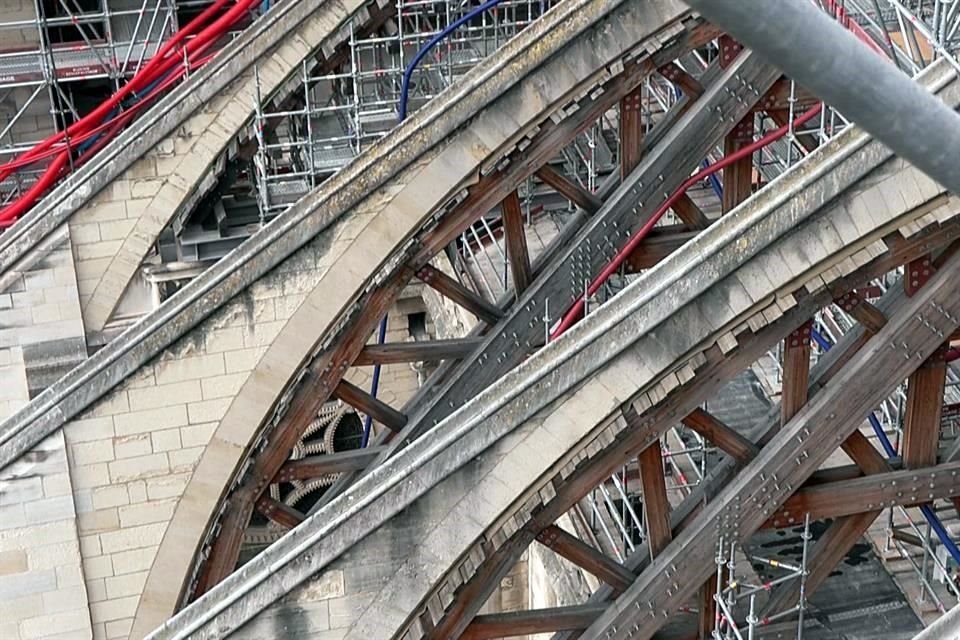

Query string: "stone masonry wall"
[[0, 224, 87, 420], [0, 432, 94, 640], [55, 224, 435, 639]]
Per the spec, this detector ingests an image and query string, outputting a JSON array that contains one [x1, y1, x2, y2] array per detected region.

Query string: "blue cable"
[[363, 0, 505, 446], [810, 325, 960, 567], [399, 0, 503, 121], [361, 315, 388, 447], [704, 160, 723, 199]]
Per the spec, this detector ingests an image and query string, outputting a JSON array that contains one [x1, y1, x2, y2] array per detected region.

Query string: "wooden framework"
[[192, 21, 726, 594], [185, 24, 960, 640], [416, 223, 960, 639]]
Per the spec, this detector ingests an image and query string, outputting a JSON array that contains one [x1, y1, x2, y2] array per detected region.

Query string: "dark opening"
[[40, 0, 105, 43]]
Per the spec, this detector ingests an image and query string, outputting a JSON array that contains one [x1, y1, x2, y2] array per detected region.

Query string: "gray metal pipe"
[[681, 0, 960, 194]]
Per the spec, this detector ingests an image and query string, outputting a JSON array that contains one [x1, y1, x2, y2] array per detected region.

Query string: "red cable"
[[0, 0, 237, 177], [0, 0, 258, 219], [0, 57, 205, 221], [549, 103, 824, 339]]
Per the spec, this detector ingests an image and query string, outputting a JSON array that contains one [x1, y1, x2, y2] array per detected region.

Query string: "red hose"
[[549, 103, 824, 339], [0, 55, 211, 222], [0, 0, 236, 177], [820, 0, 885, 54], [0, 0, 260, 221]]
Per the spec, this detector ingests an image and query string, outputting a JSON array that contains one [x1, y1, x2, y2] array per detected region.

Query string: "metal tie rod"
[[681, 0, 960, 195]]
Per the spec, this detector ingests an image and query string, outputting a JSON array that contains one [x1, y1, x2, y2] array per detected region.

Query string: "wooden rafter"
[[535, 164, 602, 214], [623, 227, 699, 272], [780, 319, 812, 425], [671, 193, 711, 230], [462, 604, 606, 639], [620, 84, 644, 180], [835, 291, 887, 333], [275, 447, 385, 482], [721, 115, 754, 214], [637, 437, 672, 557], [757, 78, 818, 113], [501, 191, 533, 294], [354, 338, 484, 366], [415, 264, 504, 326], [334, 379, 407, 432], [536, 525, 634, 593], [658, 61, 704, 98], [767, 459, 960, 528], [681, 408, 757, 464], [902, 347, 947, 468], [254, 496, 304, 530]]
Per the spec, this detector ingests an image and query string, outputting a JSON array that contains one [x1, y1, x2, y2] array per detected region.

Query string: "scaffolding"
[[713, 517, 812, 640], [0, 0, 247, 205]]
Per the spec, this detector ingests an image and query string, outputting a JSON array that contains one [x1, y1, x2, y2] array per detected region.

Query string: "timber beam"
[[333, 380, 407, 433], [275, 447, 386, 482], [637, 436, 672, 557], [780, 320, 812, 425], [461, 604, 606, 639], [502, 191, 533, 294], [902, 346, 948, 468], [415, 264, 504, 326], [620, 84, 644, 180], [766, 460, 960, 528], [658, 62, 704, 97], [535, 165, 602, 214], [355, 338, 484, 366], [623, 227, 699, 272], [721, 116, 755, 214], [671, 193, 712, 230], [254, 496, 304, 530], [536, 525, 635, 593], [755, 78, 818, 113], [835, 291, 887, 333], [681, 408, 758, 464]]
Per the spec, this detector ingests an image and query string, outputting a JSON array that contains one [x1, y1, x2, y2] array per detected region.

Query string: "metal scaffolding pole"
[[681, 0, 960, 195]]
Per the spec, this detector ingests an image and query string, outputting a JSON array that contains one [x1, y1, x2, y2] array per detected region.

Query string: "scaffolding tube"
[[810, 327, 960, 569], [681, 0, 960, 198]]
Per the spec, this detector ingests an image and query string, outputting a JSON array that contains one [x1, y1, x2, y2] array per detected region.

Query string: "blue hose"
[[363, 0, 505, 445], [399, 0, 504, 121], [361, 315, 388, 447], [810, 325, 960, 567], [704, 160, 723, 199]]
